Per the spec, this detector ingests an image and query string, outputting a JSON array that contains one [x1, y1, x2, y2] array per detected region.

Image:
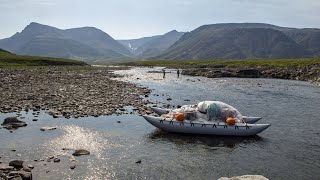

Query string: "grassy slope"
[[120, 58, 320, 68], [0, 51, 87, 67]]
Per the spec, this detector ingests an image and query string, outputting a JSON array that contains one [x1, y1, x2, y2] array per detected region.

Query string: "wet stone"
[[72, 149, 90, 156], [9, 160, 24, 168], [40, 127, 57, 131]]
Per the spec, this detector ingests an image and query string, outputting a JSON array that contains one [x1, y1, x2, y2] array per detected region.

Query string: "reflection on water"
[[148, 129, 264, 148], [44, 125, 110, 158]]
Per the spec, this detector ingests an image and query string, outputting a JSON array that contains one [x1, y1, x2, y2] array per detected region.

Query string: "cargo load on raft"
[[143, 101, 270, 136]]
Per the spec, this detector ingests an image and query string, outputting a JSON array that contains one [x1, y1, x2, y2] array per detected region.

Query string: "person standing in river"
[[177, 69, 180, 78], [162, 68, 166, 78]]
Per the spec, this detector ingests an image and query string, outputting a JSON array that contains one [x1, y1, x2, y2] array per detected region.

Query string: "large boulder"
[[1, 117, 27, 130]]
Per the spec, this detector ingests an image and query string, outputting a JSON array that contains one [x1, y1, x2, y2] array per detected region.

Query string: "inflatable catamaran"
[[143, 101, 271, 136]]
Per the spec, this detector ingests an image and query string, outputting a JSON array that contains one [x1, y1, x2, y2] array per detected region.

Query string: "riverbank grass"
[[0, 51, 87, 67]]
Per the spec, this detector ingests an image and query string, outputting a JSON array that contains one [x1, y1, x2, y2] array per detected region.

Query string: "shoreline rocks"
[[180, 64, 320, 85], [0, 160, 33, 180], [0, 67, 151, 118]]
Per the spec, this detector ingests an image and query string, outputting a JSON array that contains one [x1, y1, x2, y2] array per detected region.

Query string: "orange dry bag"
[[174, 113, 185, 121], [226, 117, 236, 126]]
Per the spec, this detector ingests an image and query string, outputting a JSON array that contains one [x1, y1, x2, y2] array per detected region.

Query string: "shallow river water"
[[0, 67, 319, 180]]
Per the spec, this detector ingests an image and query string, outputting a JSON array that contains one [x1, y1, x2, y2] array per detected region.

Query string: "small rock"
[[117, 121, 121, 123], [27, 164, 34, 169], [0, 164, 14, 171], [72, 149, 90, 156], [53, 158, 60, 163], [40, 127, 57, 131], [9, 160, 24, 168], [135, 160, 142, 164], [167, 98, 172, 101], [184, 99, 190, 101], [48, 156, 54, 159], [32, 119, 38, 121], [70, 164, 76, 169]]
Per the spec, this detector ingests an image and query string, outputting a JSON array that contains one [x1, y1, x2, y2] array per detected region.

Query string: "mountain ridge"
[[0, 22, 132, 63], [154, 23, 319, 60], [1, 22, 320, 63]]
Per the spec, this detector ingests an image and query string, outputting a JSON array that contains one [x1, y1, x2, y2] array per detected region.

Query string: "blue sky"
[[1, 0, 320, 39]]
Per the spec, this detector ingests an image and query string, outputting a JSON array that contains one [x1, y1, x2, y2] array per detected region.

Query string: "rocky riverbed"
[[0, 66, 152, 118], [180, 64, 320, 86]]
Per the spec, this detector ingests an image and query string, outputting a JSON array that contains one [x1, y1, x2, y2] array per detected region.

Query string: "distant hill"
[[0, 48, 87, 67], [118, 30, 185, 58], [0, 22, 132, 63], [155, 23, 319, 60], [0, 48, 11, 54]]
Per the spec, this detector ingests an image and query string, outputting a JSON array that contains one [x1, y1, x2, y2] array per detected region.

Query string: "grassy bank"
[[0, 50, 87, 68], [120, 58, 320, 68]]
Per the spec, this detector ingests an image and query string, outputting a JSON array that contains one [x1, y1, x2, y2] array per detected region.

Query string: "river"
[[0, 67, 319, 179]]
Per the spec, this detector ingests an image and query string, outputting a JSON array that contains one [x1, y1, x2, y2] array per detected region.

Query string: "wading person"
[[177, 69, 180, 78], [162, 68, 166, 78]]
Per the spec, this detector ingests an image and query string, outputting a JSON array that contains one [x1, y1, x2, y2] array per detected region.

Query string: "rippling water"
[[0, 67, 319, 180]]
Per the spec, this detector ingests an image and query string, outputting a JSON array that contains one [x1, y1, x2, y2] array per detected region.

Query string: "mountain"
[[118, 30, 185, 58], [283, 28, 320, 57], [0, 22, 132, 63], [118, 35, 161, 55], [155, 23, 318, 60]]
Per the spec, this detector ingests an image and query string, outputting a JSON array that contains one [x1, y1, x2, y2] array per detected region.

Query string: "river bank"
[[0, 66, 151, 118], [120, 58, 320, 86], [181, 63, 320, 86]]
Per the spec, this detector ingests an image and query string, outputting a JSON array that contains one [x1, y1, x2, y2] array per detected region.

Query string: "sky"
[[0, 0, 320, 40]]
